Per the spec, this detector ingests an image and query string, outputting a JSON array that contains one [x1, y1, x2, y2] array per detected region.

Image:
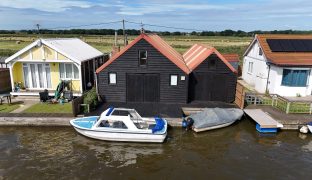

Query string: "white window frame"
[[248, 62, 253, 74], [22, 63, 52, 90], [170, 75, 178, 86], [109, 72, 117, 85], [59, 63, 80, 80]]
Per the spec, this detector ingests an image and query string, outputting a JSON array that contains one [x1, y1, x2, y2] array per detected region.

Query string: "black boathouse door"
[[127, 74, 160, 102], [189, 72, 228, 102]]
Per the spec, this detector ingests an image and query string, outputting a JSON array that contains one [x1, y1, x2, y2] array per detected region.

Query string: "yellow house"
[[5, 38, 105, 96]]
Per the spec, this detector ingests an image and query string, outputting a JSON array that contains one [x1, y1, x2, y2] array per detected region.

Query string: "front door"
[[126, 74, 160, 102], [23, 63, 52, 89]]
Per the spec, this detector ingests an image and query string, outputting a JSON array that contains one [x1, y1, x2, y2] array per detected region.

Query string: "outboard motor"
[[186, 117, 194, 131], [182, 117, 194, 131]]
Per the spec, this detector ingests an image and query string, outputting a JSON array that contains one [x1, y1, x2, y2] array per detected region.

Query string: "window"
[[259, 47, 263, 56], [208, 59, 216, 69], [45, 64, 52, 88], [22, 63, 52, 89], [59, 63, 79, 80], [139, 50, 147, 66], [248, 62, 253, 74], [112, 110, 132, 117], [109, 73, 117, 84], [170, 75, 178, 86], [281, 69, 309, 87], [23, 64, 30, 88]]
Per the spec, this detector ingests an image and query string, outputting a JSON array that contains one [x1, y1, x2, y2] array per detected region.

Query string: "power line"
[[125, 20, 204, 32], [47, 20, 122, 30], [40, 19, 206, 32]]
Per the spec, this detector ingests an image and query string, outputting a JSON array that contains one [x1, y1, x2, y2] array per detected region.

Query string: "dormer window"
[[139, 50, 147, 66]]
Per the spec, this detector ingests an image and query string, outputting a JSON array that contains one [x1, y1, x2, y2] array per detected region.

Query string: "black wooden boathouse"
[[96, 33, 237, 104]]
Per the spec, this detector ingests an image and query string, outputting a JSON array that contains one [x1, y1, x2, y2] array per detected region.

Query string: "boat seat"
[[134, 122, 149, 129]]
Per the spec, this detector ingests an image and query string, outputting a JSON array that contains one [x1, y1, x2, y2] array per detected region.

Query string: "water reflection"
[[302, 140, 312, 152], [72, 135, 164, 168]]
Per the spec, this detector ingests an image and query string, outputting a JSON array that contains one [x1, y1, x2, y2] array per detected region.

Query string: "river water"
[[0, 119, 312, 180]]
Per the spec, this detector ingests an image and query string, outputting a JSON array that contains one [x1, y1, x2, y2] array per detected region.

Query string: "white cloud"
[[117, 3, 232, 16], [0, 0, 94, 12]]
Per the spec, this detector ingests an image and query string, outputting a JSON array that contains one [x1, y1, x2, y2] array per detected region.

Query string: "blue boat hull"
[[256, 123, 277, 133]]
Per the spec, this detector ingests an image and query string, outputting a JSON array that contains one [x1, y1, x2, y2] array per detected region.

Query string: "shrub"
[[83, 87, 98, 111]]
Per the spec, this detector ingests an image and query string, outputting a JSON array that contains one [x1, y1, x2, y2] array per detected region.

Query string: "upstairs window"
[[139, 50, 147, 66], [259, 47, 263, 56], [281, 69, 309, 87], [208, 59, 216, 69], [248, 62, 253, 74]]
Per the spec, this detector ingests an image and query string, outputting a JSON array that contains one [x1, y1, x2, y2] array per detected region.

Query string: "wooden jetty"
[[244, 109, 283, 128]]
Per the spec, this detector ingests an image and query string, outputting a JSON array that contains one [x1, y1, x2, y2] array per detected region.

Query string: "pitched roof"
[[223, 54, 240, 62], [5, 38, 103, 64], [253, 34, 312, 66], [96, 34, 237, 74], [183, 44, 237, 73], [96, 33, 190, 74]]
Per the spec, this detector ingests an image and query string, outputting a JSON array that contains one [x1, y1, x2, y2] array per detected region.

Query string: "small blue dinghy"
[[256, 123, 278, 133]]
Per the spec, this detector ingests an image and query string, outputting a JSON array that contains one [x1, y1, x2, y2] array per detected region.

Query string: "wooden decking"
[[244, 109, 283, 128]]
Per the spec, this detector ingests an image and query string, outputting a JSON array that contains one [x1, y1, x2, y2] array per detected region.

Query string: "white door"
[[23, 63, 52, 89]]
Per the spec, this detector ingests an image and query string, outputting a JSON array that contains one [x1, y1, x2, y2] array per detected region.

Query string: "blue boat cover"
[[106, 106, 114, 116], [308, 122, 312, 126], [152, 117, 165, 133]]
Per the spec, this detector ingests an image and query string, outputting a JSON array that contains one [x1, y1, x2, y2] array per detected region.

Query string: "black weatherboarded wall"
[[97, 39, 188, 103], [188, 54, 237, 103]]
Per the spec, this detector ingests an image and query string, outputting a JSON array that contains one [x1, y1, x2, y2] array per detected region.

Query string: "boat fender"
[[182, 118, 187, 128], [299, 126, 309, 134], [186, 117, 194, 130]]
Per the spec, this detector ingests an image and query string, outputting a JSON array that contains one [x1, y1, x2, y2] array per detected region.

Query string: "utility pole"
[[36, 24, 40, 34], [122, 19, 126, 47], [114, 30, 117, 46], [140, 21, 144, 34]]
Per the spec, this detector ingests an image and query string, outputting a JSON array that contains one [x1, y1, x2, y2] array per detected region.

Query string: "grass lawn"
[[0, 103, 21, 113], [23, 102, 72, 114]]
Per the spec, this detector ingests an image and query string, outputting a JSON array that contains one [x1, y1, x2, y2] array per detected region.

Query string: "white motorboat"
[[70, 107, 167, 143]]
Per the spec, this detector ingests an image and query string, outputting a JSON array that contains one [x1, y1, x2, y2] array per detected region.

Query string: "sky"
[[0, 0, 312, 31]]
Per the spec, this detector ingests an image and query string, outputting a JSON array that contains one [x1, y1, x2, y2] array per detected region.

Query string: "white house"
[[242, 34, 312, 97]]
